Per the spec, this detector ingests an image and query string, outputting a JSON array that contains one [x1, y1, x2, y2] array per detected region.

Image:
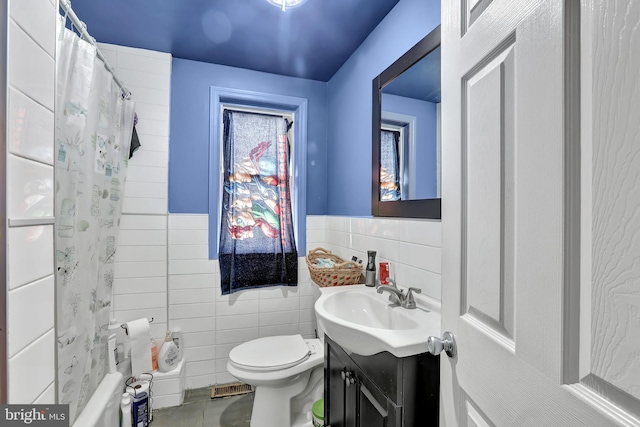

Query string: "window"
[[208, 87, 308, 284], [380, 127, 402, 201]]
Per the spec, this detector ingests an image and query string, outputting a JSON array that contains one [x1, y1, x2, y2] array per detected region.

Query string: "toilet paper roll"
[[126, 318, 152, 377]]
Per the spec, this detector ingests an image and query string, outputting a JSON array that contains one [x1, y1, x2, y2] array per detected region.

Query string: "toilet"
[[227, 334, 324, 427]]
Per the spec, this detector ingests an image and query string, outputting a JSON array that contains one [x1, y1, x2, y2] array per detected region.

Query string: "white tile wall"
[[5, 0, 56, 404], [167, 214, 319, 389], [151, 359, 185, 409], [8, 87, 55, 164], [7, 330, 56, 404], [100, 43, 172, 339], [322, 216, 442, 300], [161, 214, 440, 391], [7, 275, 54, 358], [7, 225, 54, 290], [98, 43, 171, 216], [9, 0, 56, 57], [7, 20, 54, 110], [167, 215, 217, 389], [6, 154, 54, 219]]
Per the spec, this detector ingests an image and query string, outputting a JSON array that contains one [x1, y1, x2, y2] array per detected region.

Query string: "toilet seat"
[[229, 334, 311, 372]]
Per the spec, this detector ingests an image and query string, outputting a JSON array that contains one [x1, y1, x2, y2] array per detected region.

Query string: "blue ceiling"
[[69, 0, 401, 82]]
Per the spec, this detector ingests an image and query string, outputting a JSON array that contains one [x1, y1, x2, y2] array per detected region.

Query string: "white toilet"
[[227, 334, 324, 427]]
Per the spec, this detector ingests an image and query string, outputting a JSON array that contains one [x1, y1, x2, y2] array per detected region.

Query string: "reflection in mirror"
[[372, 25, 441, 219], [381, 46, 440, 201]]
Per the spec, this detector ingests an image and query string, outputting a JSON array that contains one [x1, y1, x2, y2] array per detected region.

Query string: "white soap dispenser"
[[157, 330, 179, 373]]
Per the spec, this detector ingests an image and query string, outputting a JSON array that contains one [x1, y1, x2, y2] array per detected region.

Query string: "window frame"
[[208, 87, 308, 260]]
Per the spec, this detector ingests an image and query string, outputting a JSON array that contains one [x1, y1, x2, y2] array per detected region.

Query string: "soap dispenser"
[[365, 250, 377, 287]]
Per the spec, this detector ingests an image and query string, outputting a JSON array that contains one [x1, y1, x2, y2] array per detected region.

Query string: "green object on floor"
[[312, 399, 324, 426]]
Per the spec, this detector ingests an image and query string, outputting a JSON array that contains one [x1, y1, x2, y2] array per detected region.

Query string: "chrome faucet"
[[376, 283, 422, 309], [377, 284, 404, 305]]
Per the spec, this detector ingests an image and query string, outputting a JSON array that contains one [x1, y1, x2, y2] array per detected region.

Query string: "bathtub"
[[72, 372, 123, 427]]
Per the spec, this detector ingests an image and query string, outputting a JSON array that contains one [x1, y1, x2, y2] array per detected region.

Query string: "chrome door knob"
[[427, 331, 456, 358]]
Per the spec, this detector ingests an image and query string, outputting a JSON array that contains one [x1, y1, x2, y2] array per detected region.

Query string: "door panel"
[[463, 42, 515, 341], [326, 338, 352, 427], [358, 383, 390, 427], [463, 395, 493, 427], [579, 0, 640, 419], [441, 0, 639, 425]]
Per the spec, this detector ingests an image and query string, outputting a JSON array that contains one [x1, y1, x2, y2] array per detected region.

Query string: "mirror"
[[372, 25, 441, 219]]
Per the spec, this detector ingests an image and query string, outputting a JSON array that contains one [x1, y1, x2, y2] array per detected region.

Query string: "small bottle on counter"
[[365, 251, 377, 287], [379, 262, 389, 285]]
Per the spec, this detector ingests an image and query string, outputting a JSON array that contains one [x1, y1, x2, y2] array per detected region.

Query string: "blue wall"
[[383, 93, 438, 199], [325, 0, 441, 215], [168, 0, 440, 218], [169, 59, 328, 214]]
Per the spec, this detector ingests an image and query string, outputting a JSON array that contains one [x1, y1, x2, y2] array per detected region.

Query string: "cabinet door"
[[325, 338, 356, 427], [357, 373, 400, 427]]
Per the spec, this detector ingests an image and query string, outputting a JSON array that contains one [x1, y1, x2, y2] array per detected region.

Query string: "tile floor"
[[152, 387, 253, 427]]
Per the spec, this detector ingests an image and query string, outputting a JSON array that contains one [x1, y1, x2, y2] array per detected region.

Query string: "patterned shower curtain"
[[219, 110, 298, 294], [55, 27, 135, 423]]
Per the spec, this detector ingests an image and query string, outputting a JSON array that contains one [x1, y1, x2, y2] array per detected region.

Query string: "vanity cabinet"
[[324, 336, 439, 427]]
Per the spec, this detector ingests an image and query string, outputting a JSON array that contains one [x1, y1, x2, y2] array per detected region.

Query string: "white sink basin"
[[314, 284, 440, 357]]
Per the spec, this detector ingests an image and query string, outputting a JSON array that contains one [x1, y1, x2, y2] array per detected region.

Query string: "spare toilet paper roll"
[[126, 318, 152, 376]]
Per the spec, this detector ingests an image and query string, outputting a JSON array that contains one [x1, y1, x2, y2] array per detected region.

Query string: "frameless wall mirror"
[[372, 25, 441, 219]]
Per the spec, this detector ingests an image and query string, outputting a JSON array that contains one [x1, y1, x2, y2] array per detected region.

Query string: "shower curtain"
[[55, 27, 135, 423]]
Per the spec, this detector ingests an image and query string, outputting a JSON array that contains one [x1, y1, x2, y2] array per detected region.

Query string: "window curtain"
[[55, 27, 135, 423], [219, 110, 298, 294], [380, 129, 401, 201]]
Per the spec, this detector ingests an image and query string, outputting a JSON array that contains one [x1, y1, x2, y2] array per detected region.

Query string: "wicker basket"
[[306, 248, 363, 287]]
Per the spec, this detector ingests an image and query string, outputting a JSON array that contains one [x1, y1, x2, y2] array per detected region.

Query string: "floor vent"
[[211, 382, 254, 399]]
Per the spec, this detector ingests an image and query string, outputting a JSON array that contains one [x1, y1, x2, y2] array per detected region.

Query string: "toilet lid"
[[229, 334, 311, 372]]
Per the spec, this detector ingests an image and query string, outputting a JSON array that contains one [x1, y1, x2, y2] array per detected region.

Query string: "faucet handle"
[[402, 287, 422, 309]]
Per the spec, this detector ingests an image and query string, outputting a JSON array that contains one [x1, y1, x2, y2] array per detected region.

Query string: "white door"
[[440, 0, 640, 425]]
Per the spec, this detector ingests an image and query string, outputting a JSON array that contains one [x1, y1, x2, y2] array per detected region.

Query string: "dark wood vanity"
[[324, 335, 439, 427]]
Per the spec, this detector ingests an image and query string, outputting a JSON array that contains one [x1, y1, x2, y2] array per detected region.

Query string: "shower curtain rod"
[[59, 0, 131, 99]]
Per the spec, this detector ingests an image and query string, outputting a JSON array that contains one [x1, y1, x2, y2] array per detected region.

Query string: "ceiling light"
[[267, 0, 308, 12]]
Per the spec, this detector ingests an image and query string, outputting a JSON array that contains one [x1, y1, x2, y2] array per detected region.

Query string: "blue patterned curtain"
[[219, 110, 298, 294], [380, 129, 401, 201]]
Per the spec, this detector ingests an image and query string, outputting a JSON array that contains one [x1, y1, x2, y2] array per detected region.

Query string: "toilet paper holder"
[[121, 318, 154, 334]]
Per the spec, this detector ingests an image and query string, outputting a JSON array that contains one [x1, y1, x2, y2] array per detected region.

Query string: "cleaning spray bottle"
[[120, 392, 132, 427], [157, 330, 179, 373]]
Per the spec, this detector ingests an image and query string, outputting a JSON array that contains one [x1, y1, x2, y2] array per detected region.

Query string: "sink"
[[314, 284, 440, 357]]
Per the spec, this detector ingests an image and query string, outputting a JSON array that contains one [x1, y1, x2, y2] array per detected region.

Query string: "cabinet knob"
[[427, 331, 456, 358], [341, 370, 356, 386]]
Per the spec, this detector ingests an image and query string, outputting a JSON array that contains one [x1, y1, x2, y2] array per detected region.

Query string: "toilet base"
[[249, 366, 323, 427]]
